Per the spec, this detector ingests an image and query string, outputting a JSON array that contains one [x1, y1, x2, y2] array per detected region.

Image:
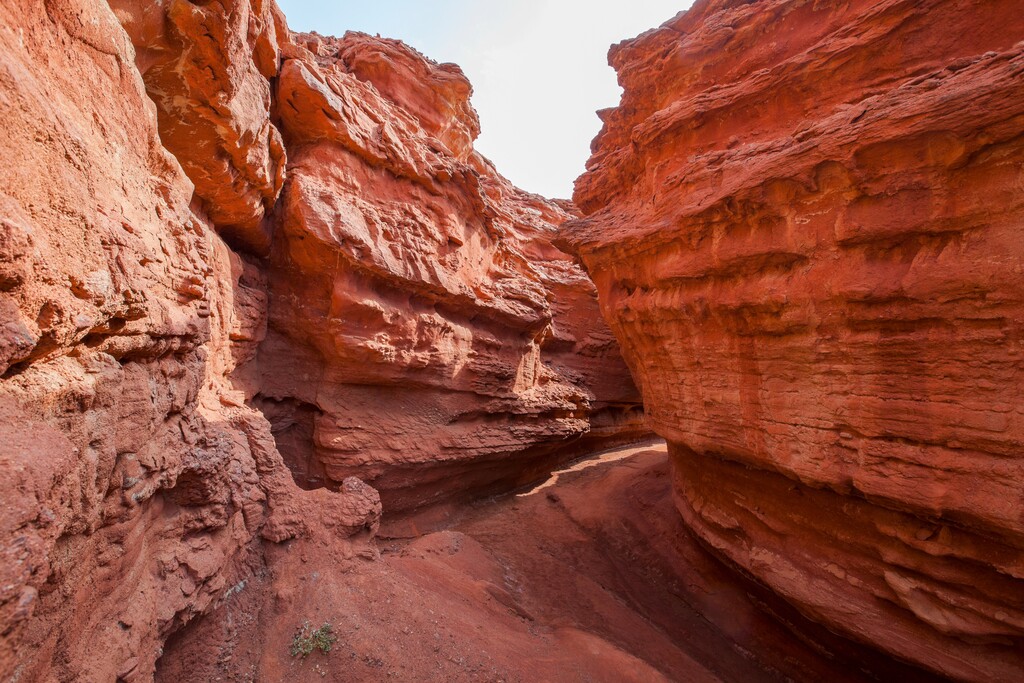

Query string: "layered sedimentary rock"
[[153, 442, 941, 683], [254, 32, 644, 511], [0, 0, 642, 679], [564, 0, 1024, 680], [0, 1, 377, 680]]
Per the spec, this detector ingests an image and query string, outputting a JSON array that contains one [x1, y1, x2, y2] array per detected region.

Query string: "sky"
[[275, 0, 693, 199]]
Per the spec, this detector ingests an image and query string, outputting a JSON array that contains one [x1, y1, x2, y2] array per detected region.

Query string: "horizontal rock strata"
[[255, 31, 645, 512], [563, 0, 1024, 680], [0, 1, 641, 680]]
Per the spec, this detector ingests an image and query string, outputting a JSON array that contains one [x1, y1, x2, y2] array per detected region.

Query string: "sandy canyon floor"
[[153, 441, 943, 682]]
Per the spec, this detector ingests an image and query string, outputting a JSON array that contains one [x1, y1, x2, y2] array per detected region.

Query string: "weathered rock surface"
[[255, 32, 645, 512], [109, 0, 288, 253], [0, 1, 377, 680], [150, 443, 941, 683], [0, 1, 642, 680], [564, 0, 1024, 680]]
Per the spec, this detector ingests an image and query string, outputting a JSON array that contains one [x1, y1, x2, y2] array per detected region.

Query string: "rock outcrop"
[[255, 32, 644, 512], [152, 442, 941, 683], [0, 1, 642, 679], [108, 0, 289, 253], [563, 0, 1024, 680], [0, 1, 381, 680]]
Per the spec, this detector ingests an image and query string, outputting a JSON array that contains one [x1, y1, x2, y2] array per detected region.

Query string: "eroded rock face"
[[0, 2, 377, 680], [108, 0, 288, 253], [0, 1, 642, 679], [255, 32, 644, 511], [564, 0, 1024, 679]]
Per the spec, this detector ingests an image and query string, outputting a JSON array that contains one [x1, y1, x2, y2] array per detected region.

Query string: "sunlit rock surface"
[[0, 2, 382, 681], [0, 2, 643, 680], [563, 0, 1024, 680], [109, 0, 289, 253], [256, 31, 645, 512]]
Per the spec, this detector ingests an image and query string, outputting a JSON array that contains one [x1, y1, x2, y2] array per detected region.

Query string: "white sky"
[[276, 1, 692, 199]]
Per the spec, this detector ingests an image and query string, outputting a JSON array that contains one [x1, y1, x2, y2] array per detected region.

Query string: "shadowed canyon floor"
[[154, 442, 943, 682]]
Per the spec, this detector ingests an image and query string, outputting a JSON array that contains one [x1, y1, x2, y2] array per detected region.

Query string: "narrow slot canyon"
[[151, 441, 940, 683], [1, 0, 1022, 682]]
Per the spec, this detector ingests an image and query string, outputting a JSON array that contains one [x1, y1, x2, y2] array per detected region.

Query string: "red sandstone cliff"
[[257, 32, 644, 512], [108, 0, 289, 253], [0, 0, 642, 680], [0, 2, 380, 680], [563, 1, 1024, 680]]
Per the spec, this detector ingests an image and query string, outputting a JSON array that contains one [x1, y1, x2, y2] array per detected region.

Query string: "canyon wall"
[[256, 32, 644, 512], [0, 0, 641, 680], [563, 0, 1024, 680], [0, 1, 380, 680]]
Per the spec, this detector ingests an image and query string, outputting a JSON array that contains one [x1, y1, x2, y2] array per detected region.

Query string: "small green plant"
[[289, 621, 337, 658]]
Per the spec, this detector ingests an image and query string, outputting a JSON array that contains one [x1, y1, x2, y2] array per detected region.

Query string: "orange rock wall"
[[564, 0, 1024, 680], [255, 32, 644, 511], [0, 1, 380, 680], [109, 0, 288, 253], [0, 1, 642, 680]]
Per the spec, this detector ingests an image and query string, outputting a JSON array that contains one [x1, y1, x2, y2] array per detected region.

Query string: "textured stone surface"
[[109, 0, 288, 253], [564, 0, 1024, 680], [0, 2, 642, 680], [151, 444, 940, 683], [0, 2, 376, 680], [256, 32, 644, 512]]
